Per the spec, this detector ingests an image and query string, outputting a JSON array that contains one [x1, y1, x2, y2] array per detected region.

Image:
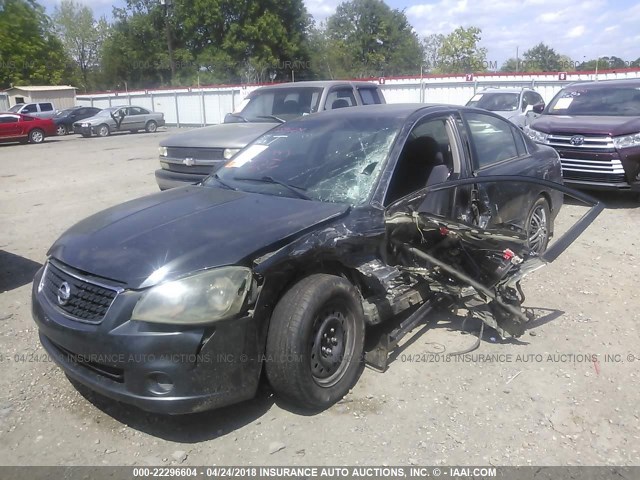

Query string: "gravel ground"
[[0, 130, 639, 467]]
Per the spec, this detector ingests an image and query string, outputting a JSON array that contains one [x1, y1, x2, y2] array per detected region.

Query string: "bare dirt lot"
[[0, 130, 639, 467]]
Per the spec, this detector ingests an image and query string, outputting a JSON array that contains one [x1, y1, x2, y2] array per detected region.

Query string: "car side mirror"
[[532, 102, 545, 114]]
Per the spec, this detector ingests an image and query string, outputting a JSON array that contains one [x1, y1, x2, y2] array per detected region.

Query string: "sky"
[[41, 0, 640, 69]]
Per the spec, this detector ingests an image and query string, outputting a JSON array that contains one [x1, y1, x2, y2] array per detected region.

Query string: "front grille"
[[560, 157, 627, 185], [547, 133, 614, 151], [166, 147, 225, 161], [163, 162, 218, 175], [41, 262, 119, 323]]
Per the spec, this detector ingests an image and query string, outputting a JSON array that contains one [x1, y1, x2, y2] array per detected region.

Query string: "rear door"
[[461, 111, 540, 232], [384, 176, 603, 337]]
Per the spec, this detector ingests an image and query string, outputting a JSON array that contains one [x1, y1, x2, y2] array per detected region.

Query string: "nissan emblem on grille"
[[57, 282, 71, 306], [570, 135, 585, 146]]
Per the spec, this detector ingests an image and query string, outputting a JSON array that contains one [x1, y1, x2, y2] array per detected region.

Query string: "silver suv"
[[466, 88, 545, 128], [7, 102, 57, 119]]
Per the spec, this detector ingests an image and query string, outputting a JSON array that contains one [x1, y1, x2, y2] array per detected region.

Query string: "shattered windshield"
[[231, 87, 323, 122], [208, 115, 402, 205], [466, 93, 519, 111], [547, 86, 640, 116]]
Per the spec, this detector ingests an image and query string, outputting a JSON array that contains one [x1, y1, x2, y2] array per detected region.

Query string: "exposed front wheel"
[[526, 197, 551, 255], [97, 124, 110, 137], [145, 121, 157, 133], [28, 129, 45, 144], [56, 124, 67, 136], [266, 274, 365, 410]]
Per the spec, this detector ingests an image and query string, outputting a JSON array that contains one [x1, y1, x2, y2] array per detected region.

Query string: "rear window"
[[359, 88, 382, 105], [547, 86, 640, 116], [40, 103, 54, 112]]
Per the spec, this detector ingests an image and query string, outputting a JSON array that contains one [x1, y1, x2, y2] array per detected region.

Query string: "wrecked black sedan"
[[31, 104, 602, 414]]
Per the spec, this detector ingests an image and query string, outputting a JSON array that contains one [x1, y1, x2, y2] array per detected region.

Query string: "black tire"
[[28, 128, 45, 144], [97, 124, 110, 137], [56, 124, 67, 136], [145, 120, 158, 133], [526, 197, 551, 255], [265, 274, 365, 410]]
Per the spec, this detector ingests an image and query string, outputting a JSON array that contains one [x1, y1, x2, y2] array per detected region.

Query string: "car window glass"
[[129, 107, 144, 115], [22, 104, 38, 113], [385, 116, 455, 205], [512, 126, 527, 156], [358, 88, 381, 105], [0, 115, 19, 124], [40, 103, 53, 112], [465, 112, 519, 168], [326, 88, 357, 109]]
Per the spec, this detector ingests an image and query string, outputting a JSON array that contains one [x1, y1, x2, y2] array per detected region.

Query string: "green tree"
[[325, 0, 423, 78], [436, 26, 487, 74], [0, 0, 74, 88], [422, 33, 444, 72], [500, 57, 519, 72], [179, 0, 311, 84], [521, 43, 561, 72], [99, 0, 192, 89], [53, 0, 109, 92], [578, 56, 628, 71]]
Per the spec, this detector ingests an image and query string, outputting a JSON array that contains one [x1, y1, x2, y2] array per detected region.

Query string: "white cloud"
[[401, 0, 639, 67], [566, 25, 586, 38]]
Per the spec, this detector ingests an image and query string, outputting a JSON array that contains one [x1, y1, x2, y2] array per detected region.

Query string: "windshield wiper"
[[256, 115, 285, 123], [233, 175, 311, 200], [212, 173, 237, 190]]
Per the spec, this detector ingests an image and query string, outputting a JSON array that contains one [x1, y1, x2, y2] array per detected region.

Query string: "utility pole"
[[160, 0, 176, 85], [516, 46, 519, 73]]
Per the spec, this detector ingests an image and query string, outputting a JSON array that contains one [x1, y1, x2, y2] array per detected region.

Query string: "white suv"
[[466, 88, 545, 128]]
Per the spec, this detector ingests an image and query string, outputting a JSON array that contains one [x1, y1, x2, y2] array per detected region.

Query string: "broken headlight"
[[132, 266, 252, 325], [613, 132, 640, 149], [524, 126, 549, 144]]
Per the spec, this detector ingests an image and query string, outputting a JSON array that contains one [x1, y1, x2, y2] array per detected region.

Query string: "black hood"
[[48, 186, 349, 288], [531, 115, 640, 136]]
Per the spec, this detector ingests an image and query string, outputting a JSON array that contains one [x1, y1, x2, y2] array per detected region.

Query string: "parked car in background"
[[7, 102, 57, 119], [0, 113, 57, 144], [156, 80, 386, 190], [53, 106, 102, 136], [73, 106, 165, 137], [466, 88, 545, 128], [30, 104, 605, 416], [525, 79, 640, 192]]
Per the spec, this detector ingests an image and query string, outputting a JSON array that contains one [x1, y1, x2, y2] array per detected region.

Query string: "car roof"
[[563, 78, 640, 89], [254, 80, 380, 91], [478, 88, 533, 94], [290, 103, 462, 121]]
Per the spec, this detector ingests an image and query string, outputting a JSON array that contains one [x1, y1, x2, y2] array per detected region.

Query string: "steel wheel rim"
[[56, 125, 66, 136], [528, 204, 548, 254], [32, 131, 43, 143], [309, 303, 355, 387]]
